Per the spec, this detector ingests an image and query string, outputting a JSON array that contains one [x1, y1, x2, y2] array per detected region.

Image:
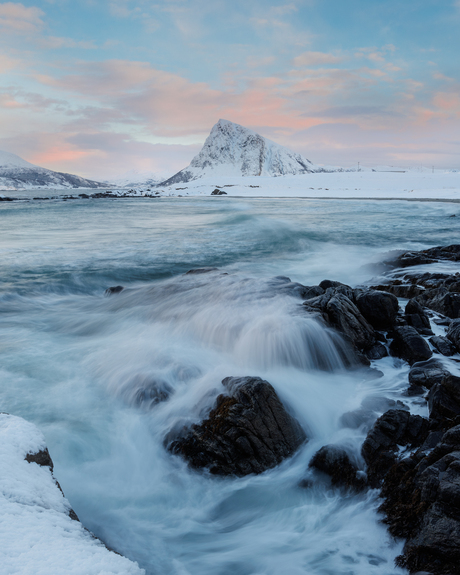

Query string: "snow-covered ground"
[[0, 414, 145, 575], [156, 170, 460, 201]]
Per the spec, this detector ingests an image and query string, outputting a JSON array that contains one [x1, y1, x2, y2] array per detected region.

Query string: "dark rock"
[[25, 448, 54, 470], [105, 285, 124, 295], [185, 267, 219, 275], [301, 285, 325, 300], [340, 396, 408, 430], [309, 445, 366, 491], [417, 288, 460, 319], [389, 326, 432, 365], [365, 342, 389, 360], [361, 409, 429, 486], [132, 377, 173, 408], [211, 188, 227, 195], [447, 319, 460, 352], [429, 335, 456, 356], [319, 279, 350, 291], [355, 290, 399, 330], [405, 298, 433, 334], [441, 374, 460, 404], [388, 244, 460, 268], [428, 384, 460, 422], [167, 376, 306, 476], [326, 293, 376, 351], [408, 358, 450, 390], [371, 282, 425, 298]]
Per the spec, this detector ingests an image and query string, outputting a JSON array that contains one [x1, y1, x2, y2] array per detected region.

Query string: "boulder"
[[365, 342, 389, 360], [389, 326, 432, 365], [309, 444, 366, 491], [405, 298, 433, 335], [428, 384, 460, 422], [446, 318, 460, 352], [361, 409, 429, 486], [429, 335, 456, 356], [417, 288, 460, 319], [211, 188, 227, 195], [325, 293, 376, 351], [388, 244, 460, 268], [167, 376, 306, 476], [104, 285, 124, 296], [355, 290, 399, 330], [408, 358, 450, 390]]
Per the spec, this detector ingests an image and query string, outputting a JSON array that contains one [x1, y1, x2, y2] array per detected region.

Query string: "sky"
[[0, 0, 460, 179]]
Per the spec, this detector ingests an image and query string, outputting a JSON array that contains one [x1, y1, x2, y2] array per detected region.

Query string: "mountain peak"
[[159, 120, 317, 186]]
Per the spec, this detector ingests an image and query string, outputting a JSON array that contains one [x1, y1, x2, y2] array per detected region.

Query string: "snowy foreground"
[[155, 170, 460, 200], [0, 414, 144, 575]]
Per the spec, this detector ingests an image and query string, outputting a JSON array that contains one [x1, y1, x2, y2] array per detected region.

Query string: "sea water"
[[1, 194, 459, 575]]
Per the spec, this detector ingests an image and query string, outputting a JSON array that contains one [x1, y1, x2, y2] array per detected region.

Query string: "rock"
[[371, 282, 425, 298], [429, 335, 456, 356], [408, 358, 450, 390], [25, 448, 54, 470], [447, 318, 460, 352], [389, 326, 432, 365], [361, 409, 429, 486], [428, 384, 460, 422], [326, 293, 376, 351], [301, 285, 325, 300], [211, 188, 227, 195], [185, 267, 219, 274], [417, 288, 460, 319], [405, 298, 433, 334], [167, 376, 306, 476], [309, 444, 366, 491], [355, 290, 399, 330], [365, 342, 389, 360], [388, 244, 460, 268], [104, 285, 124, 295]]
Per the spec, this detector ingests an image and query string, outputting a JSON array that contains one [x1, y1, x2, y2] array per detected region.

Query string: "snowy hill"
[[0, 150, 105, 190], [159, 120, 318, 186], [108, 169, 166, 189]]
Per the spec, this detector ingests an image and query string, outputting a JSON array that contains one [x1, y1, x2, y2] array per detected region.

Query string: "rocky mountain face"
[[0, 150, 105, 190], [159, 119, 318, 186]]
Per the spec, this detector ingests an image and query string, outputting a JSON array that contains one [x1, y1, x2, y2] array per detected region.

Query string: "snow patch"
[[0, 413, 145, 575]]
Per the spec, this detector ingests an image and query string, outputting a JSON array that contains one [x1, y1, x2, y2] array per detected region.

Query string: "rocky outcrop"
[[447, 318, 460, 352], [389, 326, 432, 365], [361, 409, 429, 487], [429, 335, 456, 356], [167, 376, 306, 476], [309, 444, 366, 491], [355, 290, 399, 330], [386, 244, 460, 268]]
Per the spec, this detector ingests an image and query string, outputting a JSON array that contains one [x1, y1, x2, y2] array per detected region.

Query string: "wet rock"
[[167, 376, 306, 476], [379, 425, 460, 574], [408, 358, 450, 390], [428, 384, 460, 422], [340, 396, 408, 430], [361, 409, 429, 487], [326, 293, 376, 351], [132, 378, 173, 408], [429, 335, 456, 356], [301, 285, 325, 300], [405, 299, 433, 335], [417, 288, 460, 319], [365, 342, 389, 360], [104, 285, 124, 295], [371, 282, 425, 298], [446, 318, 460, 352], [309, 444, 366, 491], [185, 267, 219, 275], [211, 188, 227, 195], [387, 244, 460, 268], [355, 290, 399, 330], [389, 326, 432, 365]]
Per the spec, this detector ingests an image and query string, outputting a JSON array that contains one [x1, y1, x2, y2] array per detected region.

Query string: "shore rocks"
[[387, 244, 460, 268], [167, 376, 306, 476], [389, 326, 432, 365], [309, 444, 366, 491], [429, 335, 456, 356], [446, 318, 460, 352], [355, 290, 399, 330], [361, 409, 429, 487], [408, 359, 450, 390]]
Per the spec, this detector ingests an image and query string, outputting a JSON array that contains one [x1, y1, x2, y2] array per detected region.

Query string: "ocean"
[[1, 193, 459, 574]]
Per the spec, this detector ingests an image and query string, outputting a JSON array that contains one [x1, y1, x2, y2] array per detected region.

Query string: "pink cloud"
[[0, 2, 44, 33], [293, 51, 343, 67]]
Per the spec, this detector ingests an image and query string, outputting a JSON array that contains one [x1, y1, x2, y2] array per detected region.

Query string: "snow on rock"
[[0, 413, 145, 575], [0, 150, 106, 190], [159, 119, 318, 186]]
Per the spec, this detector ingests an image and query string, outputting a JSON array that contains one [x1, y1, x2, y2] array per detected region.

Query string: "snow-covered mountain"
[[108, 169, 166, 189], [159, 120, 318, 186], [0, 150, 105, 190]]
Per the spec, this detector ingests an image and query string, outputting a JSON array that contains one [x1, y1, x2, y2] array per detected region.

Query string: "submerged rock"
[[104, 285, 124, 296], [429, 335, 456, 356], [167, 376, 306, 476]]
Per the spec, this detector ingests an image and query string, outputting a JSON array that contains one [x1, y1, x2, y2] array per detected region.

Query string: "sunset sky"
[[1, 0, 459, 179]]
